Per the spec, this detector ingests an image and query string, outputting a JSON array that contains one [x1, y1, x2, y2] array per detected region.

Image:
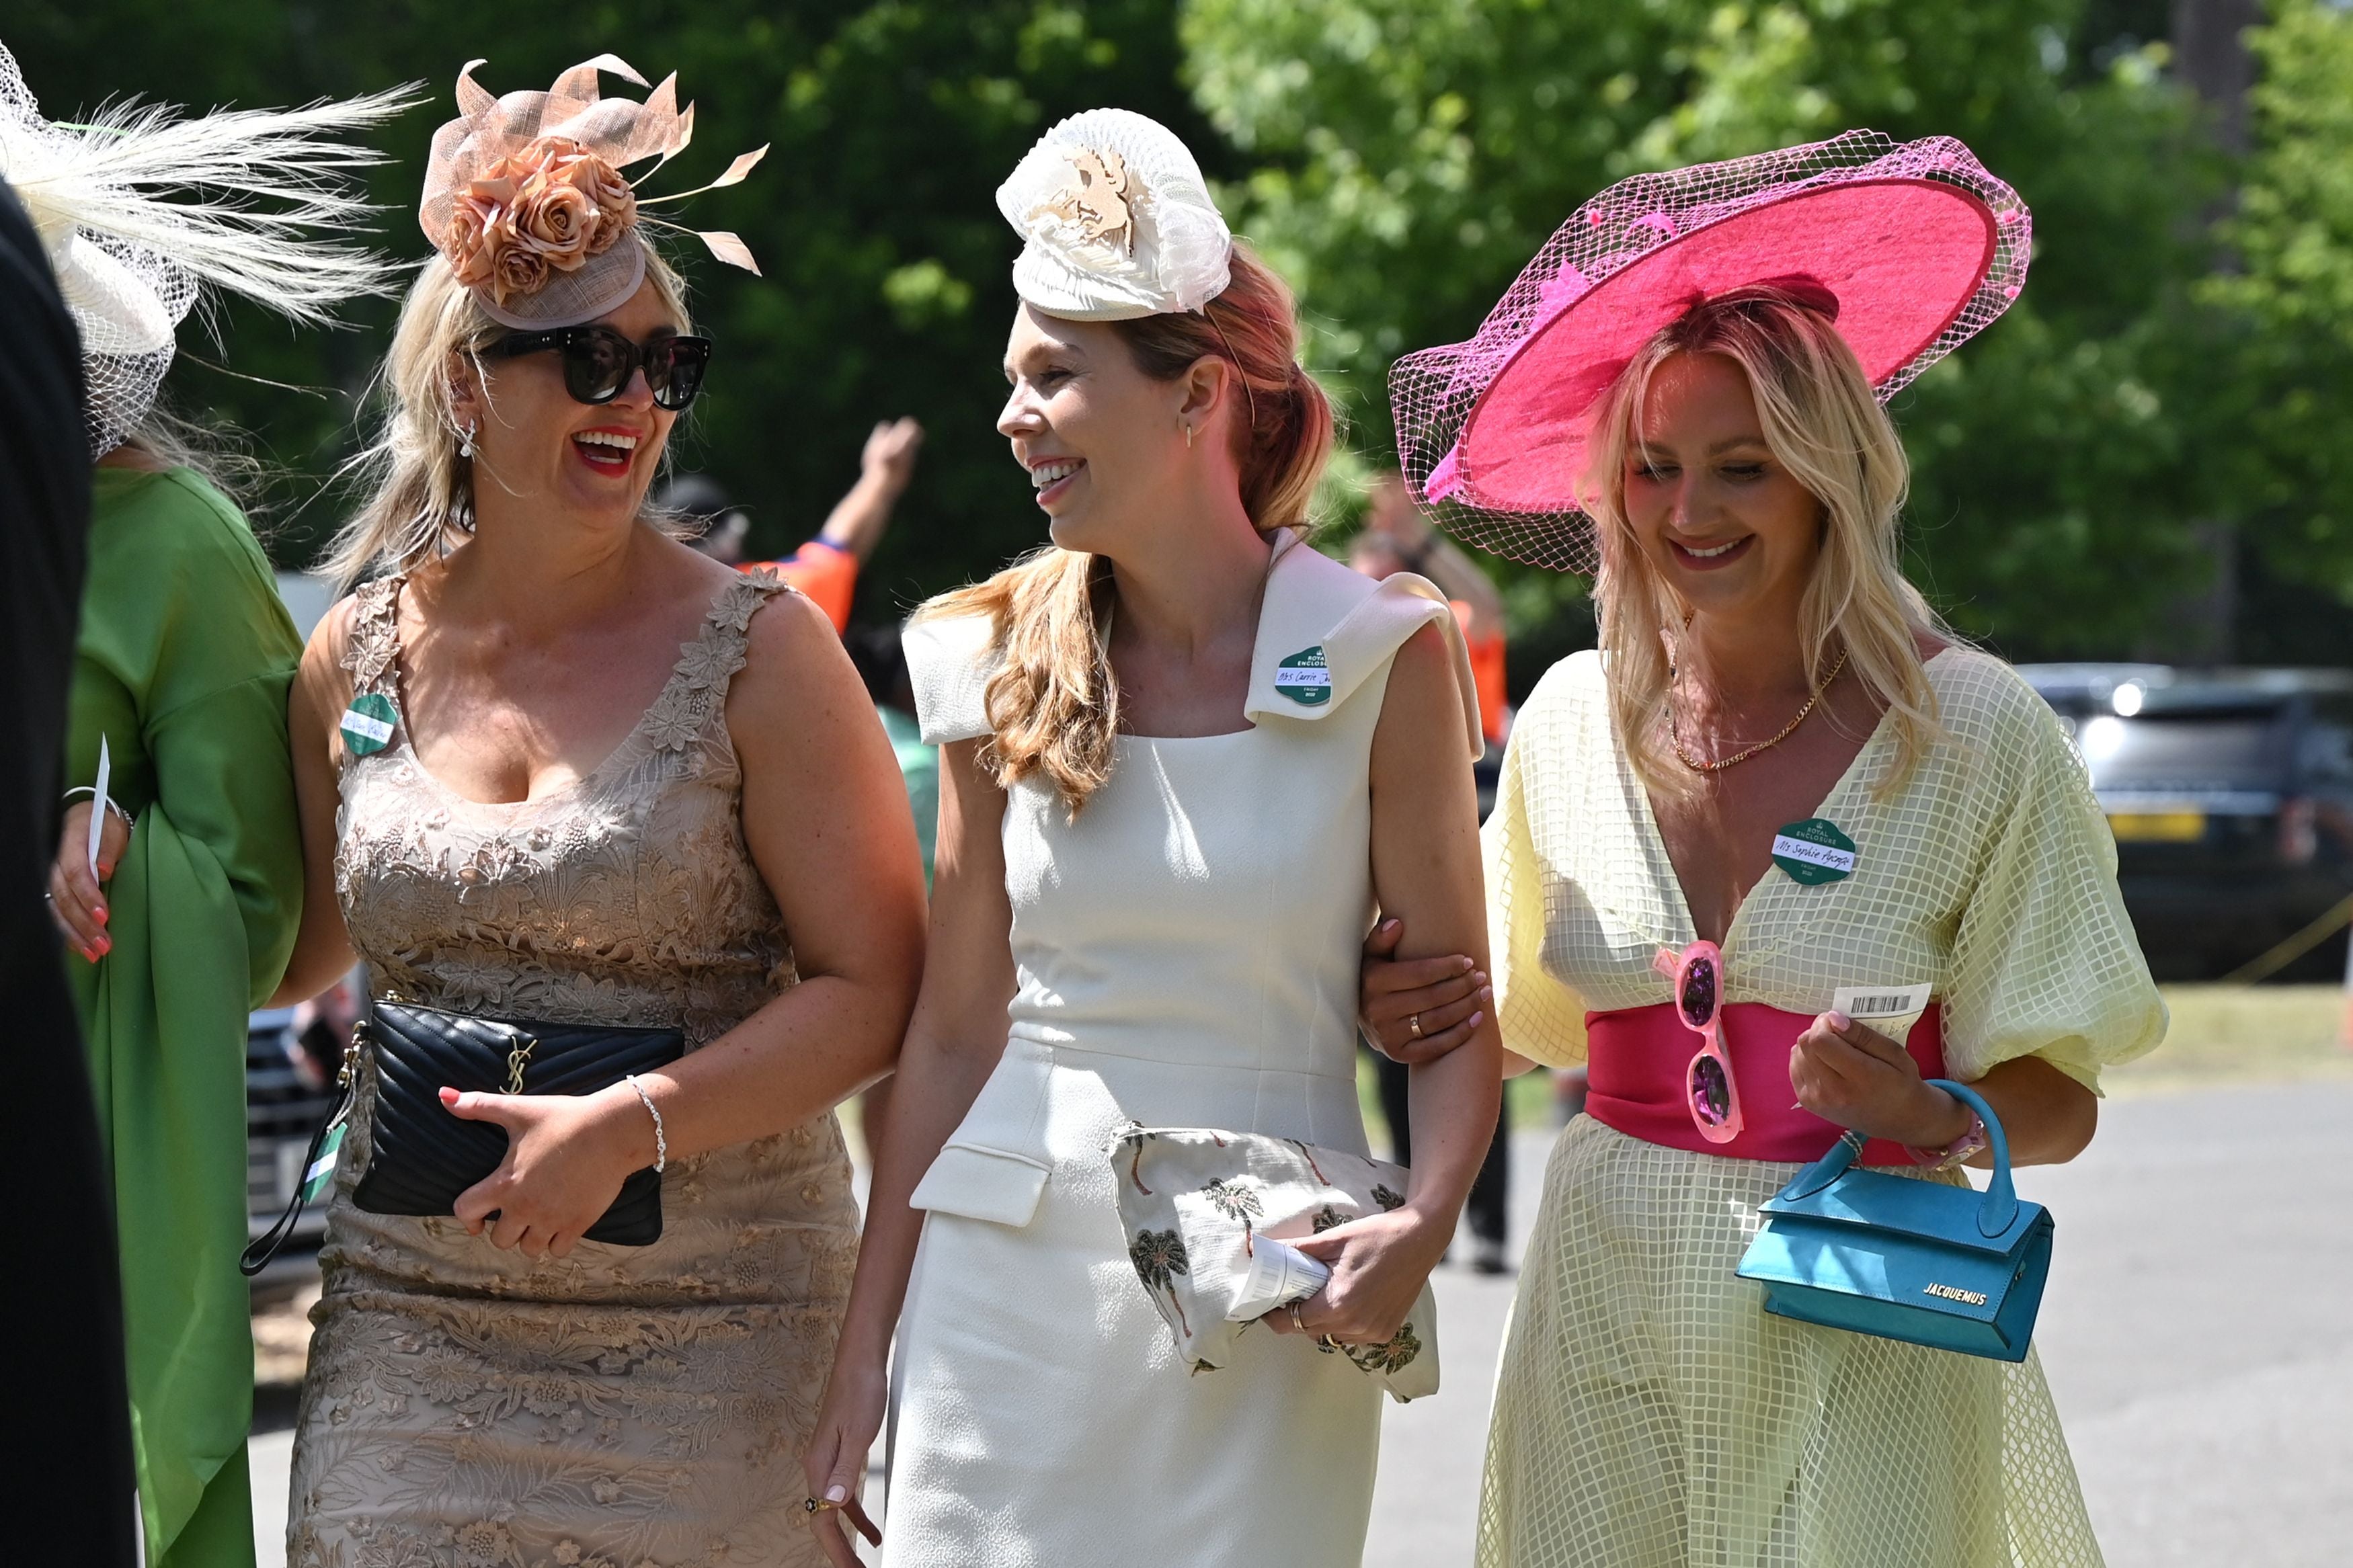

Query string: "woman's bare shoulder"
[[1375, 620, 1475, 755]]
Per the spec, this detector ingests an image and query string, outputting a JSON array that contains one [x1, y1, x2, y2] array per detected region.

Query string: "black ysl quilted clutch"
[[350, 1000, 684, 1245]]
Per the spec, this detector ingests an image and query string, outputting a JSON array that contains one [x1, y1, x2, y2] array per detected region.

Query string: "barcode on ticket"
[[1830, 982, 1932, 1026], [1848, 993, 1915, 1016]]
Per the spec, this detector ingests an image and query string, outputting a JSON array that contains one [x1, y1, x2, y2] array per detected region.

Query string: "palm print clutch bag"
[[1109, 1124, 1440, 1403]]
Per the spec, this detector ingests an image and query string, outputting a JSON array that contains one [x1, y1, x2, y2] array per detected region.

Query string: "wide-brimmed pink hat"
[[1388, 130, 2030, 573]]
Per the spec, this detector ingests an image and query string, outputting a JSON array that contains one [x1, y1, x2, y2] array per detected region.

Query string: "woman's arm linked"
[[804, 737, 1016, 1565], [1281, 624, 1503, 1346]]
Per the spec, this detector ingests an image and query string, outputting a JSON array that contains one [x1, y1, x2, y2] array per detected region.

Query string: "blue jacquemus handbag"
[[1734, 1081, 2052, 1362]]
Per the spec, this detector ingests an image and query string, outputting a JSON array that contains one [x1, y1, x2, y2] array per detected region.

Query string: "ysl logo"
[[504, 1034, 536, 1096]]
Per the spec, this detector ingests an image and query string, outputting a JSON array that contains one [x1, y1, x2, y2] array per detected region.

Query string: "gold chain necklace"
[[1668, 648, 1850, 774]]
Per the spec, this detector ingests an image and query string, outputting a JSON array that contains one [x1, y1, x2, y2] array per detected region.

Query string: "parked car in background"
[[2020, 664, 2353, 981], [245, 973, 364, 1269]]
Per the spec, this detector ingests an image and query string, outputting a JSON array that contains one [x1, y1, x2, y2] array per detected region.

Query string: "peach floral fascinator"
[[420, 54, 766, 328]]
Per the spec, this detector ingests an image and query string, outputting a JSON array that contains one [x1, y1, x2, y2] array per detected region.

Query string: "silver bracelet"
[[623, 1073, 668, 1173], [61, 786, 135, 829]]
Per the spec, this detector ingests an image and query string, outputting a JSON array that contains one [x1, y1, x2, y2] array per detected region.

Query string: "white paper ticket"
[[87, 735, 111, 880], [1831, 981, 1933, 1040], [1232, 1237, 1334, 1322]]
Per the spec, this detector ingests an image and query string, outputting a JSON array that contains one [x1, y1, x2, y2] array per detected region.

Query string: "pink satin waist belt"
[[1583, 1001, 1946, 1164]]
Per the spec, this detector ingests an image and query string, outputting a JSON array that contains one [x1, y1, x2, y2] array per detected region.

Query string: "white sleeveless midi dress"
[[884, 536, 1479, 1568]]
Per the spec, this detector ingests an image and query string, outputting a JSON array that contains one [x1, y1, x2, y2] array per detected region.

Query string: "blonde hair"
[[321, 237, 693, 589], [1582, 286, 1945, 797], [920, 243, 1334, 816]]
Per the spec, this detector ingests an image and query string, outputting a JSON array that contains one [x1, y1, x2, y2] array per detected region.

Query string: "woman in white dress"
[[801, 110, 1503, 1567]]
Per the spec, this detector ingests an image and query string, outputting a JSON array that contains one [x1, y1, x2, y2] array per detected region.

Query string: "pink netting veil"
[[1388, 130, 2030, 573]]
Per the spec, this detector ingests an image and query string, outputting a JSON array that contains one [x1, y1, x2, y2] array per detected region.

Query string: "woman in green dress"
[[21, 48, 410, 1567], [52, 448, 307, 1567]]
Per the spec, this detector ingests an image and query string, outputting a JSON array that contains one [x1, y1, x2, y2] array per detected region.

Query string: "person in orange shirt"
[[1351, 472, 1511, 750], [665, 416, 924, 632]]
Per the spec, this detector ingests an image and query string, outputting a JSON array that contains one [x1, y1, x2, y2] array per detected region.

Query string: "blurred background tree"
[[11, 0, 2353, 670], [2204, 0, 2353, 659]]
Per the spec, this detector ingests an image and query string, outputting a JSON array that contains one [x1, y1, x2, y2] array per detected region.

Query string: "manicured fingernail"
[[1382, 919, 1399, 932], [1480, 986, 1494, 1003], [92, 906, 106, 922], [1468, 1011, 1484, 1027], [1459, 956, 1474, 972], [1827, 1010, 1851, 1031], [825, 1485, 848, 1503]]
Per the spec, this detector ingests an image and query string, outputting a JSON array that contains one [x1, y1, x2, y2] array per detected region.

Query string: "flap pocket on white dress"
[[909, 1038, 1055, 1228], [910, 1143, 1051, 1227]]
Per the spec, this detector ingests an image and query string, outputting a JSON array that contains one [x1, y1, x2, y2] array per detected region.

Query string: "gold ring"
[[1289, 1301, 1306, 1332], [803, 1497, 839, 1516], [1408, 1012, 1424, 1040]]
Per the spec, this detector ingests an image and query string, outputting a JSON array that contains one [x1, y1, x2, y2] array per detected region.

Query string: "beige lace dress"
[[288, 571, 859, 1568]]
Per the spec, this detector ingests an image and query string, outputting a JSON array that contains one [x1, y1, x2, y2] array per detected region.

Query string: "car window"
[[2301, 722, 2353, 788], [2075, 711, 2290, 792]]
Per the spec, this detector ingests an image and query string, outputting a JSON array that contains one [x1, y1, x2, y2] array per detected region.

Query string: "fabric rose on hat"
[[441, 136, 640, 307], [551, 152, 636, 259], [491, 242, 550, 306], [444, 193, 504, 291], [512, 175, 596, 270]]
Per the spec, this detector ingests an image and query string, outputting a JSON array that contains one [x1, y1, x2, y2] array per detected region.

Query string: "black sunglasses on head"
[[486, 325, 713, 412]]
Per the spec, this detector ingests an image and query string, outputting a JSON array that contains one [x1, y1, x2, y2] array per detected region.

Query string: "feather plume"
[[0, 83, 422, 329]]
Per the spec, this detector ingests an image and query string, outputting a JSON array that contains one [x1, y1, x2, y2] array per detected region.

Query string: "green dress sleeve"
[[69, 469, 304, 1001], [881, 703, 940, 888], [67, 468, 303, 1568]]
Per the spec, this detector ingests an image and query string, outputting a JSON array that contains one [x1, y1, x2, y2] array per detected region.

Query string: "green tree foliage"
[[1181, 0, 2233, 665], [2209, 0, 2353, 604], [9, 1, 1217, 614]]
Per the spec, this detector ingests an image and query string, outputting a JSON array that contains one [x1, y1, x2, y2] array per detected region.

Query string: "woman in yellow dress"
[[1363, 134, 2166, 1566]]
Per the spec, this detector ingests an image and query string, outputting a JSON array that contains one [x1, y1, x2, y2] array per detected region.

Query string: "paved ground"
[[251, 1080, 2353, 1565]]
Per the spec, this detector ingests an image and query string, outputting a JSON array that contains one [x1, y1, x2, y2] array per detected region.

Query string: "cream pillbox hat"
[[996, 108, 1230, 321]]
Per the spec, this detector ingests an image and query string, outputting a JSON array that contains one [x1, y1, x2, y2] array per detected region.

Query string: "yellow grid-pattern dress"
[[1478, 647, 2165, 1568]]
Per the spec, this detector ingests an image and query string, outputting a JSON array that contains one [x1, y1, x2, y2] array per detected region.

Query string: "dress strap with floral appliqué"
[[337, 575, 407, 776], [641, 569, 791, 777]]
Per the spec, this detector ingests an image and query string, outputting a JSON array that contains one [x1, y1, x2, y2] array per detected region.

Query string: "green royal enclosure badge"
[[1770, 817, 1857, 886], [1275, 645, 1333, 706], [340, 692, 399, 757]]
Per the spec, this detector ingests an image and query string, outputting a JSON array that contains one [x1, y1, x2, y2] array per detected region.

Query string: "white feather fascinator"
[[0, 41, 413, 454], [996, 108, 1231, 321]]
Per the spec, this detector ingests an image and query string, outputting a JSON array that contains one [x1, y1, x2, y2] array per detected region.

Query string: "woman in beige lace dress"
[[266, 60, 927, 1567]]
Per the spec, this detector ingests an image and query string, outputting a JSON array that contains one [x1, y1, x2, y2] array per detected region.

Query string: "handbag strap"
[[239, 1082, 348, 1276], [1928, 1078, 2018, 1237], [239, 1020, 366, 1277], [1775, 1078, 2019, 1238]]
